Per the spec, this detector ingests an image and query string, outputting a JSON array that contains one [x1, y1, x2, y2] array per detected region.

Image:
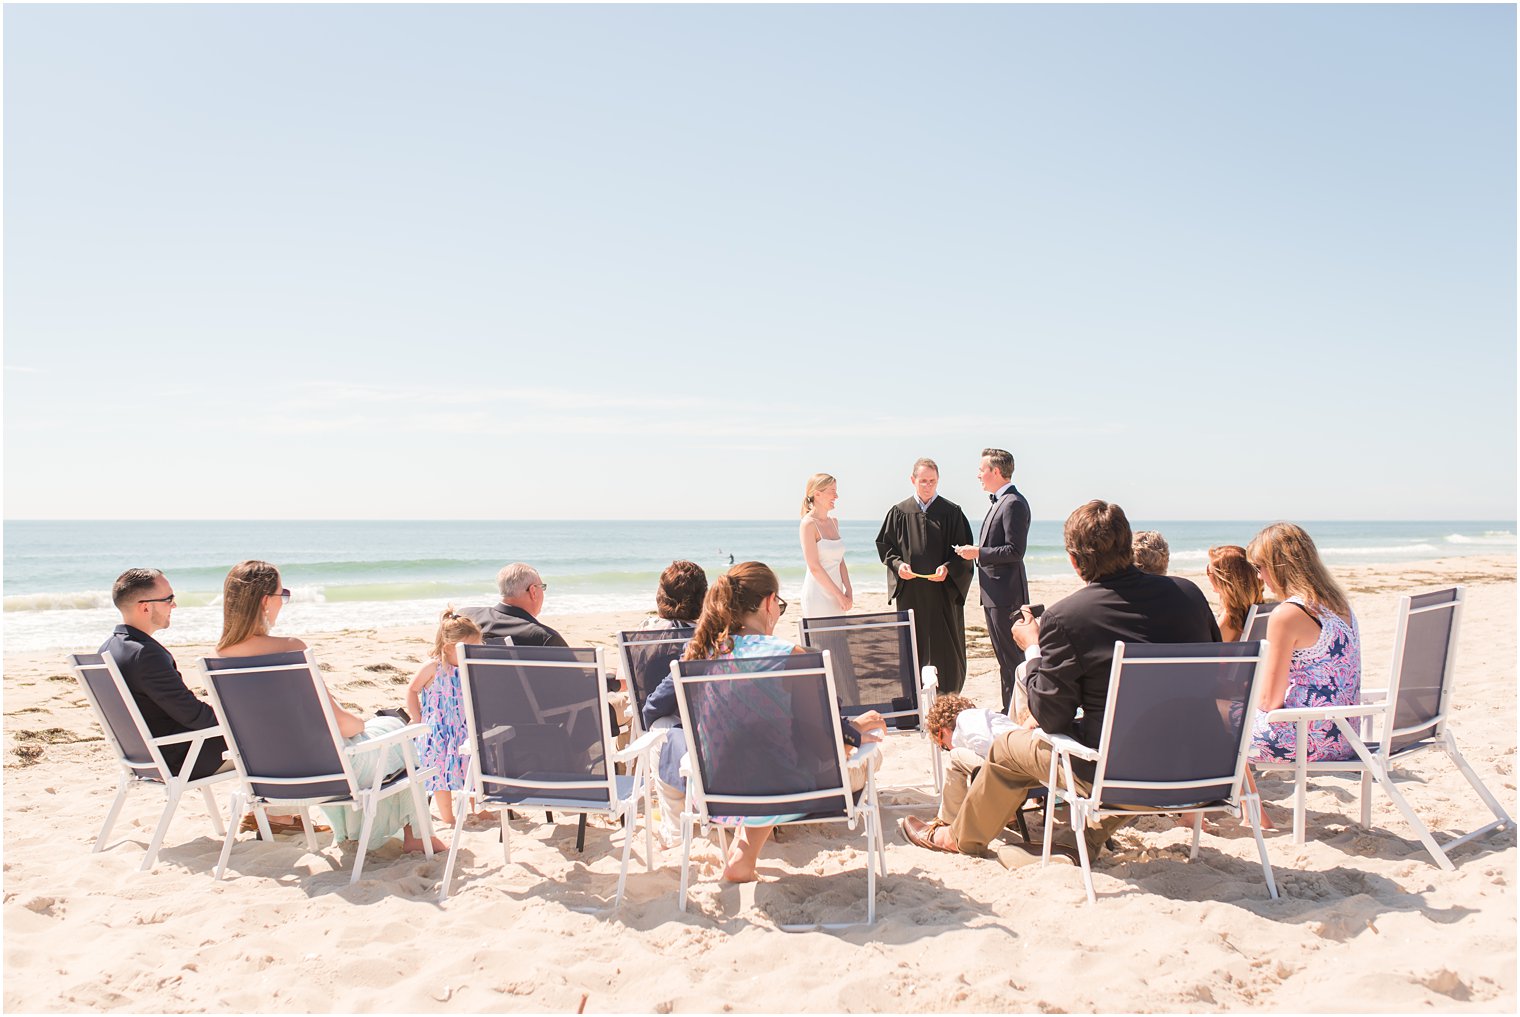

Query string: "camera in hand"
[[1022, 603, 1045, 619]]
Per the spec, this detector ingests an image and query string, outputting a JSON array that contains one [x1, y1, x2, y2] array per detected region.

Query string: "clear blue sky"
[[5, 4, 1514, 521]]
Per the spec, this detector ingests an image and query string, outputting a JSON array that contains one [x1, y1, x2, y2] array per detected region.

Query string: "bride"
[[799, 473, 853, 618]]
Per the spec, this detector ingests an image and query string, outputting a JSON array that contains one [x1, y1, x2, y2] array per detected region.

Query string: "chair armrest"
[[1360, 687, 1388, 703], [149, 724, 226, 747], [847, 742, 882, 771], [648, 715, 679, 732], [1031, 730, 1101, 762], [344, 723, 427, 756], [1264, 703, 1384, 724], [611, 728, 666, 764], [920, 665, 938, 693]]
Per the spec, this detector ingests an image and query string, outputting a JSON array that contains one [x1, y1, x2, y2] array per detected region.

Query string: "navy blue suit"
[[977, 483, 1032, 711], [100, 624, 226, 779]]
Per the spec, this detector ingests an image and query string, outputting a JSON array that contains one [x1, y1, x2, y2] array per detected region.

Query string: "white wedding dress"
[[801, 536, 848, 618]]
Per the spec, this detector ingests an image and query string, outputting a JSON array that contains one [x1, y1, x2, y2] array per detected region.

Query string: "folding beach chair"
[[672, 650, 885, 930], [1253, 587, 1511, 868], [437, 643, 663, 907], [67, 653, 236, 871], [615, 625, 696, 740], [1240, 601, 1281, 642], [1035, 640, 1277, 905], [799, 610, 942, 795], [197, 651, 437, 885]]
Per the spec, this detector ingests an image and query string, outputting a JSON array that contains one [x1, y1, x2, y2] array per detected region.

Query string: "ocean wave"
[[1445, 532, 1517, 546], [1318, 544, 1441, 556], [3, 590, 116, 612]]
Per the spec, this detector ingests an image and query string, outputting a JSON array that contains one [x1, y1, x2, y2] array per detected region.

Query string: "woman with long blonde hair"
[[798, 473, 852, 618], [217, 560, 444, 853], [683, 561, 885, 882], [1245, 524, 1361, 763]]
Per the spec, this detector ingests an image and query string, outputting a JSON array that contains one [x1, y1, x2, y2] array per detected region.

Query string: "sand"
[[4, 555, 1515, 1012]]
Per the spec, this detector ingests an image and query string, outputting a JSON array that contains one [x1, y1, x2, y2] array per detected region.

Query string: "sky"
[[4, 4, 1515, 522]]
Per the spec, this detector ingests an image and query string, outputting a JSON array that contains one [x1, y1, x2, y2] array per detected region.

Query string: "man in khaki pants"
[[901, 500, 1220, 864]]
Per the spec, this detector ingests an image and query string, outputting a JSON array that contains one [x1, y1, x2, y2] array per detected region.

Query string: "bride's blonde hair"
[[801, 473, 836, 517]]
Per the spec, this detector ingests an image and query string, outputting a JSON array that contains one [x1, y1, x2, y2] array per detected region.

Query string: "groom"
[[955, 448, 1031, 712]]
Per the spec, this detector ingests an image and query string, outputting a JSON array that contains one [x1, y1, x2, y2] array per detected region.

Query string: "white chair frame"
[[1036, 640, 1278, 905], [1253, 587, 1512, 869], [798, 609, 943, 796], [672, 649, 885, 930], [1240, 601, 1280, 643], [614, 627, 695, 742], [197, 651, 438, 885], [68, 653, 236, 871], [438, 644, 665, 908]]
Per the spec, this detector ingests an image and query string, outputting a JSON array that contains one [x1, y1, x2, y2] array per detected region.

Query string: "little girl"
[[407, 606, 488, 827]]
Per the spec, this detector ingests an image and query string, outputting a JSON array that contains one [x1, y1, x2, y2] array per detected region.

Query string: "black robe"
[[875, 496, 974, 693]]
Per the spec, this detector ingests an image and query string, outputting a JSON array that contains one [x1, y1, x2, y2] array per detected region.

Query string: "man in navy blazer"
[[955, 448, 1032, 712], [100, 568, 228, 780]]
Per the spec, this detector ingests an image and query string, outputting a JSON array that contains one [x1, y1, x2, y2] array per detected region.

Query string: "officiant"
[[875, 457, 974, 694]]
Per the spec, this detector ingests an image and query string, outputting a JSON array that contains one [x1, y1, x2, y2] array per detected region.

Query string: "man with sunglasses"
[[100, 568, 228, 780]]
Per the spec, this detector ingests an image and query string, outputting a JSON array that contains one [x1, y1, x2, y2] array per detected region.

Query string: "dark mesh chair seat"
[[197, 650, 437, 886], [672, 650, 885, 928], [68, 652, 237, 872], [1037, 641, 1278, 905], [1254, 587, 1512, 869], [438, 643, 662, 907]]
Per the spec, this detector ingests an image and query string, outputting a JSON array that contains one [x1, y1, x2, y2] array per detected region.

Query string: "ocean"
[[4, 519, 1514, 652]]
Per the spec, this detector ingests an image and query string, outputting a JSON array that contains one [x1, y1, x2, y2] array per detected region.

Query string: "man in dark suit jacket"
[[902, 500, 1220, 863], [461, 563, 568, 647], [955, 448, 1032, 712], [100, 568, 228, 781]]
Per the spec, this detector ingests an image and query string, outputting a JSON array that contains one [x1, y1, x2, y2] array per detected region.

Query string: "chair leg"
[[1341, 728, 1454, 871], [1245, 793, 1279, 899], [615, 803, 635, 908], [141, 783, 185, 871], [1190, 812, 1203, 861], [95, 775, 132, 852], [575, 814, 588, 852], [678, 813, 693, 913], [201, 785, 226, 838], [408, 780, 435, 859], [1444, 733, 1514, 828], [502, 811, 512, 865], [865, 809, 877, 926], [1041, 755, 1060, 866], [351, 795, 378, 885], [1360, 771, 1374, 828], [213, 792, 246, 881], [1292, 719, 1310, 845], [251, 805, 274, 842], [1071, 802, 1097, 905], [298, 808, 319, 852], [437, 806, 470, 903]]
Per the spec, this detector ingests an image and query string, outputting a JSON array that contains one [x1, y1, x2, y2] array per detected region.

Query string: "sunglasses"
[[775, 595, 788, 616], [267, 588, 292, 603], [137, 593, 176, 605]]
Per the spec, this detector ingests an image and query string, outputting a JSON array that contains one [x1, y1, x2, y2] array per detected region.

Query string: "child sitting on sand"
[[407, 607, 493, 828], [925, 692, 1020, 827]]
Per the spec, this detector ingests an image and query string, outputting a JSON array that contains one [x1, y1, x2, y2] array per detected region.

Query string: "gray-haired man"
[[461, 563, 567, 647]]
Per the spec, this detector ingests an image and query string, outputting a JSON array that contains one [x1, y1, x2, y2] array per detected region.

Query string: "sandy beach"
[[3, 554, 1514, 1012]]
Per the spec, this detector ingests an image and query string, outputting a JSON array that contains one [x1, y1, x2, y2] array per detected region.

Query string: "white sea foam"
[[1445, 532, 1517, 546], [3, 590, 114, 612]]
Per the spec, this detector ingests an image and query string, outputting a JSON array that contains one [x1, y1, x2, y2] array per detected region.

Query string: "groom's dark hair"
[[981, 448, 1014, 479]]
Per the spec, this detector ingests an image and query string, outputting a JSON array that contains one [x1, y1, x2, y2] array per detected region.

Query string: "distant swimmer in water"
[[728, 554, 735, 564]]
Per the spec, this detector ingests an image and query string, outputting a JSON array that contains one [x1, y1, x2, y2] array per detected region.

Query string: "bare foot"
[[403, 834, 448, 853], [470, 810, 499, 823], [722, 856, 760, 883]]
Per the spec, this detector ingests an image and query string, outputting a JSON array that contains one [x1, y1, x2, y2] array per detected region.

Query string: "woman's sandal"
[[239, 813, 331, 839]]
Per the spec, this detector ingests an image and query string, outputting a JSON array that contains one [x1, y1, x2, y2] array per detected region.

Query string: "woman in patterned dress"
[[1246, 524, 1362, 763]]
